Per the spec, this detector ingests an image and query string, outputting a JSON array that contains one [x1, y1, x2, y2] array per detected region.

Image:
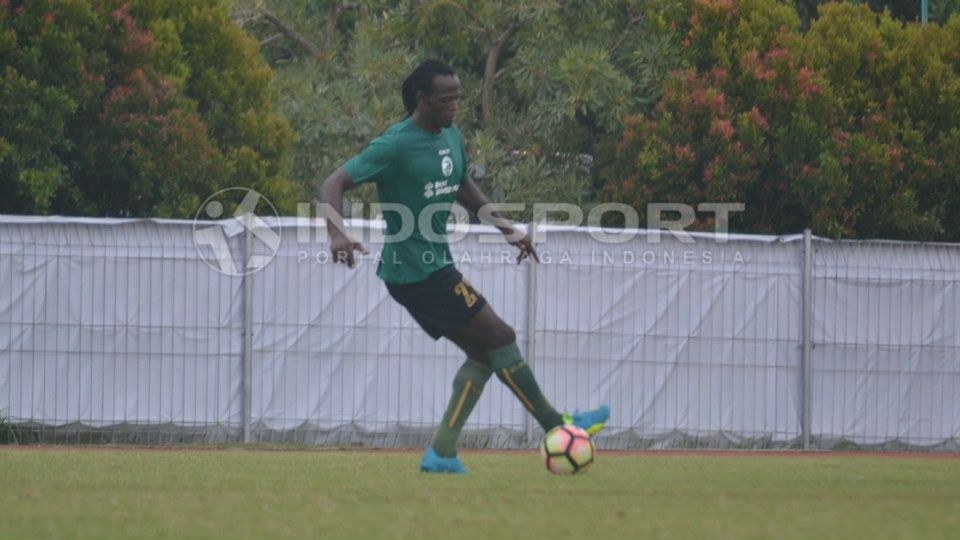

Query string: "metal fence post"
[[524, 221, 539, 446], [242, 214, 254, 444], [801, 229, 813, 450]]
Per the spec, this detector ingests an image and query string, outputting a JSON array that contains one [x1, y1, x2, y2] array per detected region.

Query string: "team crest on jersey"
[[441, 156, 454, 177]]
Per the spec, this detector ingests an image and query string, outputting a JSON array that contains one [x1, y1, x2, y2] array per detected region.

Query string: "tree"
[[227, 0, 688, 220], [384, 0, 689, 220], [603, 0, 960, 241], [0, 0, 299, 217], [800, 2, 960, 238], [390, 0, 556, 131], [794, 1, 960, 27], [228, 0, 411, 212]]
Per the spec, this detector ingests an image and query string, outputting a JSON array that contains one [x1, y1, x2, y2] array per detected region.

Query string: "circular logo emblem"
[[192, 187, 281, 276], [441, 156, 454, 177]]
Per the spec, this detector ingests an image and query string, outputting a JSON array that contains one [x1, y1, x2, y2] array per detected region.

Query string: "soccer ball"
[[540, 424, 595, 475]]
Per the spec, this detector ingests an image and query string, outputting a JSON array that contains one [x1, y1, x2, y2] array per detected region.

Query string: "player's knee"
[[466, 347, 491, 368], [471, 352, 491, 367], [493, 325, 516, 349]]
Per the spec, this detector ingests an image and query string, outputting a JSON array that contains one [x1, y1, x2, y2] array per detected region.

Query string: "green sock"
[[431, 359, 493, 458], [489, 343, 564, 432]]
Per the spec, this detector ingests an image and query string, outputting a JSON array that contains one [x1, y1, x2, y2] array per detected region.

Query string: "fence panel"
[[246, 222, 531, 447], [810, 241, 960, 449], [532, 229, 804, 448], [2, 216, 959, 449], [0, 218, 244, 443]]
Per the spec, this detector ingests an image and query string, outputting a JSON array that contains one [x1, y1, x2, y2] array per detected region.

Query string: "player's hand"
[[330, 235, 369, 269], [509, 233, 539, 265]]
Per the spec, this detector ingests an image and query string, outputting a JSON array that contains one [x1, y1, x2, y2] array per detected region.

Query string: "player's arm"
[[457, 178, 538, 264], [319, 167, 369, 268]]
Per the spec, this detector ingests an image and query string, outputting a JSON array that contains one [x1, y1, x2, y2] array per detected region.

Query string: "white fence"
[[1, 214, 959, 450]]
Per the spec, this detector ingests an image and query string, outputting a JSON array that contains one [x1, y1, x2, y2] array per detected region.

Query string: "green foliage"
[[466, 130, 592, 222], [684, 0, 801, 71], [801, 2, 960, 238], [0, 0, 298, 218], [270, 9, 416, 211], [236, 0, 687, 220], [929, 0, 960, 24], [0, 410, 19, 444], [796, 1, 960, 26], [604, 0, 960, 240], [7, 0, 957, 234], [385, 0, 688, 221], [228, 1, 410, 212]]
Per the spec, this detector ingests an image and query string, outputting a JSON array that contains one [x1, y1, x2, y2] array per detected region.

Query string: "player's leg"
[[418, 356, 490, 473], [426, 356, 492, 460], [386, 267, 493, 472], [391, 266, 607, 473], [451, 304, 610, 436], [449, 305, 565, 431]]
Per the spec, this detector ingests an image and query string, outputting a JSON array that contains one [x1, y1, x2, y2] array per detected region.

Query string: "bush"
[[0, 0, 299, 218], [604, 0, 960, 240], [0, 410, 20, 445]]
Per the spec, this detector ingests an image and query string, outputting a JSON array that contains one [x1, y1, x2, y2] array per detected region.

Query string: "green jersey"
[[344, 117, 468, 284]]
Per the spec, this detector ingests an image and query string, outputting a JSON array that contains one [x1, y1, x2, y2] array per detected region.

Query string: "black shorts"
[[385, 265, 487, 340]]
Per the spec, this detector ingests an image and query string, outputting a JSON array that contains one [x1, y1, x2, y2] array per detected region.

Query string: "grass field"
[[2, 447, 959, 540]]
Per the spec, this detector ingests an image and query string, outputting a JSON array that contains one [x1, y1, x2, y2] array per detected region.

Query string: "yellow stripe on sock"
[[501, 368, 535, 412], [448, 380, 474, 428]]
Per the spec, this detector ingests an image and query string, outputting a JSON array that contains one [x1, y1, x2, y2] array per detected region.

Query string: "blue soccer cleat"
[[420, 447, 468, 474], [563, 405, 610, 436]]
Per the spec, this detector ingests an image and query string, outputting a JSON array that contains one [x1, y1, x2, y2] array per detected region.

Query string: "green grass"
[[2, 448, 959, 540]]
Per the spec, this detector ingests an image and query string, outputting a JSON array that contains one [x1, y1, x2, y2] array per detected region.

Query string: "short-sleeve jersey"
[[343, 117, 469, 284]]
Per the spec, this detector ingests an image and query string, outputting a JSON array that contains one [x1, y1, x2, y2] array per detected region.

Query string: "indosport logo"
[[192, 188, 281, 276]]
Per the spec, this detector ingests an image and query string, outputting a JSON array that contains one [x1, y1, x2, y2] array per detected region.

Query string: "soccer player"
[[319, 59, 609, 474]]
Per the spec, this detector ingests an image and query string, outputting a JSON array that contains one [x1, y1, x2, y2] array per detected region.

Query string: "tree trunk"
[[609, 14, 644, 56], [482, 26, 517, 130], [262, 10, 324, 60], [325, 2, 346, 53]]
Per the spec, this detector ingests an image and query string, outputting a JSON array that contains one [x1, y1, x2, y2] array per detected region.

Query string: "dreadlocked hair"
[[401, 59, 455, 117]]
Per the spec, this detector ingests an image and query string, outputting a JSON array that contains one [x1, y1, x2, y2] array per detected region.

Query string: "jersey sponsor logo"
[[423, 179, 457, 199]]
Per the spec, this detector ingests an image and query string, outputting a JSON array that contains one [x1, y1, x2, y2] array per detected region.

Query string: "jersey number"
[[454, 281, 478, 308]]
